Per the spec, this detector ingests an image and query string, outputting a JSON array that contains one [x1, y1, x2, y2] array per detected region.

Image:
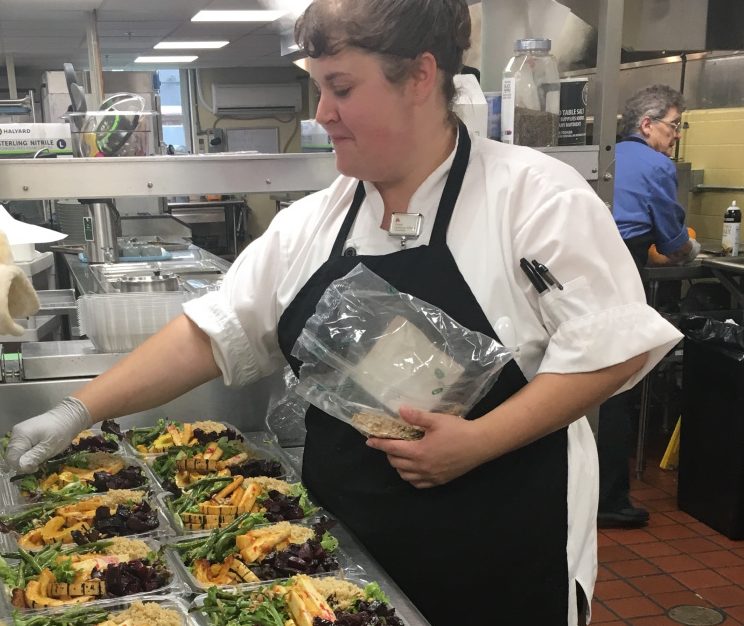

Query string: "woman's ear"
[[408, 52, 439, 104], [638, 116, 654, 139]]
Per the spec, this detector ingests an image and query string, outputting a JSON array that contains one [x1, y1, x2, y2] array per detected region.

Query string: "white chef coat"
[[184, 131, 683, 624]]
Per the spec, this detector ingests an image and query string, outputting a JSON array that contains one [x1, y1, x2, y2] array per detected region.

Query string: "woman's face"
[[309, 47, 416, 182]]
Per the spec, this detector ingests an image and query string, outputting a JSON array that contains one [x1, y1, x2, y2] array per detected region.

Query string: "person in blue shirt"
[[598, 84, 699, 528], [613, 84, 701, 268]]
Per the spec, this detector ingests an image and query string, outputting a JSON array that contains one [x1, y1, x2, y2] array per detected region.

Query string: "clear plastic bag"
[[264, 366, 309, 447], [291, 264, 513, 439]]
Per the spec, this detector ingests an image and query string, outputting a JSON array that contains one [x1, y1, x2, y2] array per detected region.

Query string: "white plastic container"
[[77, 292, 191, 353], [501, 38, 560, 147]]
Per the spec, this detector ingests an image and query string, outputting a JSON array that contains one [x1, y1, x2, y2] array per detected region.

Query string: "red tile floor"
[[593, 461, 744, 625]]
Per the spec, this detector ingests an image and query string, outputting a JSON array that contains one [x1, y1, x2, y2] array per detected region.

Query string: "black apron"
[[277, 122, 570, 625]]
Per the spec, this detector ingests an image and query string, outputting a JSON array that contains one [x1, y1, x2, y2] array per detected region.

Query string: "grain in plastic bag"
[[291, 263, 513, 440]]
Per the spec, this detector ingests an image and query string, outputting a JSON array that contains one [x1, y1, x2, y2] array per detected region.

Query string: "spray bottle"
[[722, 200, 741, 256]]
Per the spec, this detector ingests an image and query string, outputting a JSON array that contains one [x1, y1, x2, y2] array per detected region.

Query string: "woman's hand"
[[365, 407, 487, 488]]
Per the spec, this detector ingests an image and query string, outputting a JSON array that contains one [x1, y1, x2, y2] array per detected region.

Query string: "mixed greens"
[[125, 418, 244, 454], [0, 539, 171, 609], [173, 515, 340, 587], [167, 474, 316, 531], [199, 575, 404, 626], [0, 491, 158, 547], [11, 452, 148, 502]]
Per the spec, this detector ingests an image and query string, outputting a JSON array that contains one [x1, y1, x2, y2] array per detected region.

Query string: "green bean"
[[16, 547, 41, 575]]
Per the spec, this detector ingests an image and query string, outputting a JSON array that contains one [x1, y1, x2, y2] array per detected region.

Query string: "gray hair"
[[620, 84, 686, 137], [295, 0, 471, 112]]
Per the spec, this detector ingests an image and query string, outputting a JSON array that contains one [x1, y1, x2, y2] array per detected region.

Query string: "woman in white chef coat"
[[7, 1, 681, 624]]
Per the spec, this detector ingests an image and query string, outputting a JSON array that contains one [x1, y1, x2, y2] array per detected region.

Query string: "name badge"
[[388, 213, 423, 248]]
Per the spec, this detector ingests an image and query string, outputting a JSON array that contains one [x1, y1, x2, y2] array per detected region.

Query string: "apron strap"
[[329, 180, 367, 259], [329, 118, 471, 258], [430, 119, 471, 246]]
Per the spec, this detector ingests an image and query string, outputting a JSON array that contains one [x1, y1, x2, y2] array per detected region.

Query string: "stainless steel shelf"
[[0, 152, 340, 200], [0, 146, 600, 202]]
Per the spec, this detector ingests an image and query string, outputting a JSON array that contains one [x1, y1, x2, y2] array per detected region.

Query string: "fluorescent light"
[[155, 41, 229, 50], [135, 56, 198, 63], [191, 10, 286, 22]]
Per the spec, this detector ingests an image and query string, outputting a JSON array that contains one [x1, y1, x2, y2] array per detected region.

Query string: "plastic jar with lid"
[[500, 38, 560, 147]]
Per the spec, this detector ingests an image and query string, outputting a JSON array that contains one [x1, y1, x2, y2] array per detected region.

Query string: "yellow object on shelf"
[[660, 417, 681, 470]]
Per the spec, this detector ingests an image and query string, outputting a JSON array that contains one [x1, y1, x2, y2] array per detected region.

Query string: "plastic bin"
[[679, 317, 744, 539], [66, 110, 158, 157]]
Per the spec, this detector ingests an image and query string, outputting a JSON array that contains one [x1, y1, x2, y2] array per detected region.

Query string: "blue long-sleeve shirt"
[[613, 137, 689, 256]]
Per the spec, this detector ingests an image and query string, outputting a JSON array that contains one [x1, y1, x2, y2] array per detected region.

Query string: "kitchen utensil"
[[63, 63, 87, 131]]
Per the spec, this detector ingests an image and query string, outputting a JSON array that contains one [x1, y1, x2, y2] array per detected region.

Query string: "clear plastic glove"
[[679, 238, 702, 265], [5, 397, 92, 472]]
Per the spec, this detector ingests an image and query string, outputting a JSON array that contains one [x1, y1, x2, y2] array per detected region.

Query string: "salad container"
[[0, 427, 123, 473], [145, 435, 297, 496], [190, 571, 409, 626], [0, 536, 188, 616], [166, 518, 342, 593], [121, 420, 250, 459], [0, 452, 159, 508], [2, 593, 197, 626], [156, 474, 317, 536], [0, 490, 175, 553]]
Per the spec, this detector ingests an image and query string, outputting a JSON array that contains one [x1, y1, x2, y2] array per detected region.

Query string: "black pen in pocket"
[[519, 258, 548, 294], [531, 259, 564, 290]]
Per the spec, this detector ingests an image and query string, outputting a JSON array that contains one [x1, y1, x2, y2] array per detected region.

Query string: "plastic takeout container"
[[189, 571, 408, 626], [122, 419, 248, 459], [123, 426, 291, 470], [156, 473, 314, 536], [0, 490, 175, 553], [78, 292, 190, 353], [66, 110, 158, 158], [0, 536, 188, 615], [7, 594, 198, 626], [0, 452, 159, 507], [166, 518, 345, 594]]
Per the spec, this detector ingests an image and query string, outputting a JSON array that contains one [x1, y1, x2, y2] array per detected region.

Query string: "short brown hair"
[[295, 0, 471, 108]]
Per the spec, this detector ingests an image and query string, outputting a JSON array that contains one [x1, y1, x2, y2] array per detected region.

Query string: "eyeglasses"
[[653, 118, 683, 132]]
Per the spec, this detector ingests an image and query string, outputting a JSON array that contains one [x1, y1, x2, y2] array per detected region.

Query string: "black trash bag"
[[679, 283, 732, 315], [680, 315, 744, 355]]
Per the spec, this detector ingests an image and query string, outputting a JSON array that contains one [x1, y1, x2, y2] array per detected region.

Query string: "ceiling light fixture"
[[155, 41, 229, 50], [191, 10, 286, 22], [135, 56, 198, 63]]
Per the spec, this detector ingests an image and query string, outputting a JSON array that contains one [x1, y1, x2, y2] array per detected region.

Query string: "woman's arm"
[[367, 352, 647, 488], [76, 314, 222, 420]]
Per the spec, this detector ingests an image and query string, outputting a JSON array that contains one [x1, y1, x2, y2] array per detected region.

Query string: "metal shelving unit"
[[0, 147, 599, 201], [0, 153, 340, 200]]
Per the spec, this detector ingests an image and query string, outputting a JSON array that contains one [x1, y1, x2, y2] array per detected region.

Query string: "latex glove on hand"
[[6, 397, 93, 473], [679, 238, 702, 265], [0, 230, 40, 336]]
